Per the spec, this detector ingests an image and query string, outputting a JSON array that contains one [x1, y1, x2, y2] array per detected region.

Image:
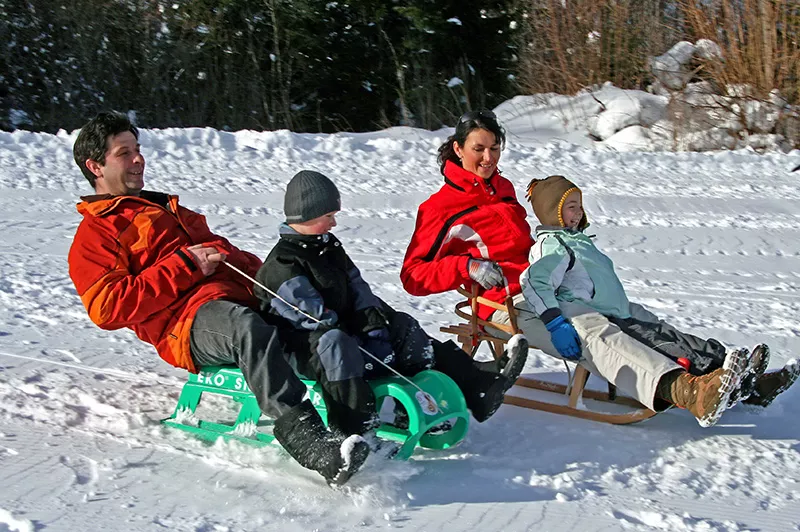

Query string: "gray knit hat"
[[284, 170, 341, 223]]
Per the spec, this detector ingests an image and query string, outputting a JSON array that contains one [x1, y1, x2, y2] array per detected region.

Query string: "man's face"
[[89, 131, 145, 196]]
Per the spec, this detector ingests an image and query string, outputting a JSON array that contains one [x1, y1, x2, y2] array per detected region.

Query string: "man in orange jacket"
[[68, 112, 370, 486]]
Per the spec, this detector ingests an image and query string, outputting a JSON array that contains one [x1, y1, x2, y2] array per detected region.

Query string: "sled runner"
[[163, 365, 470, 460], [440, 286, 658, 425]]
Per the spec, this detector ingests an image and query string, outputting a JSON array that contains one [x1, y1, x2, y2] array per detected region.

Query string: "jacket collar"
[[536, 224, 593, 236], [76, 190, 174, 217], [442, 160, 501, 197], [279, 223, 333, 247]]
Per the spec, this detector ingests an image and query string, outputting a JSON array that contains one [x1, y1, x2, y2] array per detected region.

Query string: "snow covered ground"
[[1, 94, 800, 532]]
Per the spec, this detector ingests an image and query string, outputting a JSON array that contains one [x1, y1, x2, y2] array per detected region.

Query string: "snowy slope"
[[1, 97, 800, 532]]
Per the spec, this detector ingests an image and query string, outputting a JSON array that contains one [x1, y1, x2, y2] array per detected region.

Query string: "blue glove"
[[545, 316, 582, 360], [362, 328, 395, 366]]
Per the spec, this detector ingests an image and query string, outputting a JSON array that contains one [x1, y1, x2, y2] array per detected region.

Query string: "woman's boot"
[[431, 334, 528, 422]]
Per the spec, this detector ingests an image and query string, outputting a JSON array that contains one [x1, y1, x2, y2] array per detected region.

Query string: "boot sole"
[[730, 344, 771, 407], [747, 359, 800, 408], [502, 334, 529, 392], [698, 348, 750, 428], [329, 436, 370, 487]]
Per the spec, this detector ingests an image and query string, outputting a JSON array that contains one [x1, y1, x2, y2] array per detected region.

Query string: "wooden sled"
[[440, 286, 658, 425]]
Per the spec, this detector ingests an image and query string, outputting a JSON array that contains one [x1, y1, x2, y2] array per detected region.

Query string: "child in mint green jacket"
[[513, 175, 797, 426]]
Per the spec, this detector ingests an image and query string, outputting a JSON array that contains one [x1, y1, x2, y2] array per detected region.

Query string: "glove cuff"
[[541, 308, 563, 328]]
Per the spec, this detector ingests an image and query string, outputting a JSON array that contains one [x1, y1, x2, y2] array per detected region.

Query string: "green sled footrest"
[[162, 365, 470, 460]]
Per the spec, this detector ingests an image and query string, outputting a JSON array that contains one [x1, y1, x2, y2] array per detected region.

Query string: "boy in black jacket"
[[256, 170, 528, 468]]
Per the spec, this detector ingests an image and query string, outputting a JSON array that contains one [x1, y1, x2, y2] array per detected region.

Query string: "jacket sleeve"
[[345, 256, 388, 333], [69, 222, 207, 330], [400, 203, 471, 295], [179, 206, 263, 277], [520, 236, 572, 321], [270, 275, 339, 331], [253, 251, 338, 331], [345, 256, 381, 311]]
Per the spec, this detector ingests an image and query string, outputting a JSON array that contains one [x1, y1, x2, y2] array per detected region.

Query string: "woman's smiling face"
[[454, 128, 501, 180]]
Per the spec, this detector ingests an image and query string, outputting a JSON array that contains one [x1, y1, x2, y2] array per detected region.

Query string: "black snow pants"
[[608, 314, 727, 376], [280, 303, 435, 436]]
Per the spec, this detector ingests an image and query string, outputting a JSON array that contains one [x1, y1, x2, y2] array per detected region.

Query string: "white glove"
[[467, 259, 504, 289]]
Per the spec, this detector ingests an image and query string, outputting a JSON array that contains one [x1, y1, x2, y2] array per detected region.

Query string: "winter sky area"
[[1, 87, 800, 532]]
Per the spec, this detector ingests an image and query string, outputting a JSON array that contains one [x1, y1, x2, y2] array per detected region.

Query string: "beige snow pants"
[[490, 295, 681, 410]]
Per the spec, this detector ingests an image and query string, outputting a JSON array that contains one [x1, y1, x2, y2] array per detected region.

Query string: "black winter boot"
[[729, 344, 770, 406], [431, 335, 528, 422], [743, 358, 800, 407], [273, 400, 370, 487]]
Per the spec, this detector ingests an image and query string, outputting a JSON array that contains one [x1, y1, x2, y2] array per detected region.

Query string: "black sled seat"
[[163, 365, 470, 460], [440, 286, 658, 425]]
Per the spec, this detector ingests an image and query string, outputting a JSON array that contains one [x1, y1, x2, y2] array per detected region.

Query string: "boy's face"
[[291, 211, 338, 235], [560, 190, 584, 229]]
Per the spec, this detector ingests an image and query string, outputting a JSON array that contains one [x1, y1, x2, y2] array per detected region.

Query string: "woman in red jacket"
[[400, 110, 533, 321]]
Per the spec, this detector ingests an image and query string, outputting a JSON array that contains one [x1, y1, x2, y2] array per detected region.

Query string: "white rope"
[[222, 261, 438, 410]]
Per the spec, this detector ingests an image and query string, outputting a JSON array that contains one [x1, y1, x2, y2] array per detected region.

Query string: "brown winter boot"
[[656, 348, 750, 427]]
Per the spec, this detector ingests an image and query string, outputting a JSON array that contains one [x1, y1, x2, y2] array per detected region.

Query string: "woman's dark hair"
[[73, 111, 139, 188], [436, 110, 506, 175]]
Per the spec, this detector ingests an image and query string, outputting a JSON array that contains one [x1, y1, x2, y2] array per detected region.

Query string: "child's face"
[[561, 191, 584, 229], [292, 211, 338, 235]]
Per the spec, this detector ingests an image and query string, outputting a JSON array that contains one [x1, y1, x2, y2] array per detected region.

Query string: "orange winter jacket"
[[68, 191, 263, 372]]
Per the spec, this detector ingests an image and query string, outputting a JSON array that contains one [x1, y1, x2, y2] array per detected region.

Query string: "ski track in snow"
[[1, 127, 800, 531]]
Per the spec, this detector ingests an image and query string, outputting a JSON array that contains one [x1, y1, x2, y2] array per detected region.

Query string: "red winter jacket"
[[68, 191, 263, 372], [401, 161, 534, 319]]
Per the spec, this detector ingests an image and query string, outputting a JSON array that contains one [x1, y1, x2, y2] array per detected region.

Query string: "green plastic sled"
[[162, 365, 469, 460]]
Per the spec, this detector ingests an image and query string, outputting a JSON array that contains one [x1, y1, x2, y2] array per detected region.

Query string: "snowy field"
[[1, 93, 800, 532]]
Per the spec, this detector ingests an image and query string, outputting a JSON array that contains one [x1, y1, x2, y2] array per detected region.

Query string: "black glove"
[[353, 306, 389, 334], [361, 327, 395, 374]]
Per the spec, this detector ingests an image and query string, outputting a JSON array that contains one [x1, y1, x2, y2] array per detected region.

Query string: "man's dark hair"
[[73, 112, 139, 188]]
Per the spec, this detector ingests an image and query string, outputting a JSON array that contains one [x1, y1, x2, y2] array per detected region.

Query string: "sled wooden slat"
[[513, 375, 648, 410], [502, 395, 658, 424], [440, 285, 658, 425]]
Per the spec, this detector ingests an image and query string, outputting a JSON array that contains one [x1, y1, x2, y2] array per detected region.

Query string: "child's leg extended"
[[293, 328, 379, 435], [613, 302, 727, 375]]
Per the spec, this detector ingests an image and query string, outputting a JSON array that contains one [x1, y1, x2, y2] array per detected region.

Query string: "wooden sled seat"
[[162, 365, 471, 460], [440, 286, 657, 425]]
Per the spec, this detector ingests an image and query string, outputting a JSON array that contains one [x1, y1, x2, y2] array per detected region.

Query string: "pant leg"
[[621, 302, 727, 374], [189, 299, 306, 419], [489, 292, 552, 348], [493, 297, 680, 410], [384, 310, 435, 375], [295, 328, 377, 435]]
